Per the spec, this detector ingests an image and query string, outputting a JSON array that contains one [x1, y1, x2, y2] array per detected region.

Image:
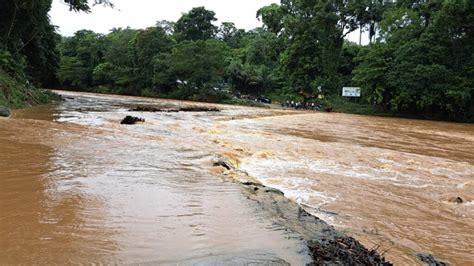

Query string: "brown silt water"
[[1, 91, 473, 265]]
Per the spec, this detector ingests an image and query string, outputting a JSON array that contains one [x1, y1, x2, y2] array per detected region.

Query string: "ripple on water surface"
[[0, 91, 310, 264]]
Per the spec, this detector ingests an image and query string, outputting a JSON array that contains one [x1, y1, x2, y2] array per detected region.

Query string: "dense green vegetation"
[[1, 0, 473, 121], [354, 0, 474, 121], [55, 8, 283, 104], [0, 0, 110, 108]]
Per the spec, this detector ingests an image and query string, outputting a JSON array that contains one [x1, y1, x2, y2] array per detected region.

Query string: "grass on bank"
[[320, 96, 391, 116], [0, 70, 60, 109], [268, 89, 392, 116]]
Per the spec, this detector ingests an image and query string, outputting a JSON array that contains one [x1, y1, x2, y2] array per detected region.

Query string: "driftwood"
[[130, 106, 220, 113]]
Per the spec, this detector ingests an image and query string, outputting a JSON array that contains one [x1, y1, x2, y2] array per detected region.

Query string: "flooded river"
[[1, 91, 473, 264]]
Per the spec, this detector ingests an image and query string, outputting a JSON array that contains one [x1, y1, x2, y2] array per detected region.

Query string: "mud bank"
[[214, 156, 391, 265]]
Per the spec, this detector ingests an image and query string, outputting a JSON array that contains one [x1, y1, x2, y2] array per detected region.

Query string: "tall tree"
[[217, 22, 245, 49], [226, 28, 281, 95], [0, 0, 113, 86], [61, 0, 114, 12], [257, 3, 285, 34], [156, 20, 175, 35], [174, 7, 218, 41], [134, 26, 174, 89], [354, 0, 474, 120], [166, 39, 228, 89], [263, 0, 367, 95], [57, 30, 107, 88]]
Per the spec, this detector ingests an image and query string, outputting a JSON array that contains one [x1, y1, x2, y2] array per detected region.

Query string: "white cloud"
[[49, 0, 279, 36]]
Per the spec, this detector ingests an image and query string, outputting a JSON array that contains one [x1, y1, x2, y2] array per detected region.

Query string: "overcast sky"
[[49, 0, 279, 36], [49, 0, 366, 43]]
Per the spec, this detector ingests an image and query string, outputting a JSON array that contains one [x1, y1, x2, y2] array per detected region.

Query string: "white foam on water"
[[57, 111, 107, 126], [464, 201, 474, 207], [240, 157, 338, 212], [377, 158, 398, 164], [240, 154, 439, 220], [430, 166, 473, 180], [456, 182, 470, 189]]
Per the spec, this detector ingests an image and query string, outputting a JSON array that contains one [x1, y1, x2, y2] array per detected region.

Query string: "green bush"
[[0, 69, 59, 108]]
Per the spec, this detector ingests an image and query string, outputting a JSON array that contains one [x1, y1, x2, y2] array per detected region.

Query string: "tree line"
[[1, 0, 473, 121], [56, 6, 286, 103]]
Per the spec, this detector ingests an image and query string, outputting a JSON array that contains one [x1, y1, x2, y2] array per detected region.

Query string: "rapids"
[[1, 90, 473, 265]]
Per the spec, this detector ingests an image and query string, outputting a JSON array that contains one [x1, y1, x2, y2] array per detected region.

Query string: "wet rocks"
[[130, 106, 163, 112], [179, 106, 220, 112], [130, 105, 220, 113], [120, 115, 145, 125], [213, 154, 240, 171], [444, 196, 464, 204], [243, 179, 391, 266], [213, 152, 390, 265], [241, 181, 262, 187], [309, 237, 391, 266], [451, 197, 464, 204], [214, 159, 232, 170], [264, 187, 285, 196], [417, 253, 449, 266], [214, 154, 244, 171], [0, 106, 11, 117]]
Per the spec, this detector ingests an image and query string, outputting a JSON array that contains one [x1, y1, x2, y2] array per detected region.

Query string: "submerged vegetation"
[[0, 0, 473, 121]]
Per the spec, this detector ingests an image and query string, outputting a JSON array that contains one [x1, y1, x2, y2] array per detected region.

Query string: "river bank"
[[0, 71, 60, 110]]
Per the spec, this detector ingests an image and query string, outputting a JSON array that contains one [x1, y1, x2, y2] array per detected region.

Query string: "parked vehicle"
[[257, 96, 272, 104]]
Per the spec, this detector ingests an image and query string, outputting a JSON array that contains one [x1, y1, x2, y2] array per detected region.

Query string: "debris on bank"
[[121, 115, 145, 125], [179, 106, 220, 112], [129, 106, 165, 112], [130, 105, 220, 113], [213, 154, 391, 265], [417, 253, 450, 266], [308, 237, 388, 265]]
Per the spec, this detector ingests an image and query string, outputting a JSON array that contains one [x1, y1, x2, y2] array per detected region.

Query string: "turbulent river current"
[[1, 91, 473, 265]]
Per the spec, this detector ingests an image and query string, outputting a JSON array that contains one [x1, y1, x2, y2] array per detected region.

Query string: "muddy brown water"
[[1, 91, 473, 265]]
